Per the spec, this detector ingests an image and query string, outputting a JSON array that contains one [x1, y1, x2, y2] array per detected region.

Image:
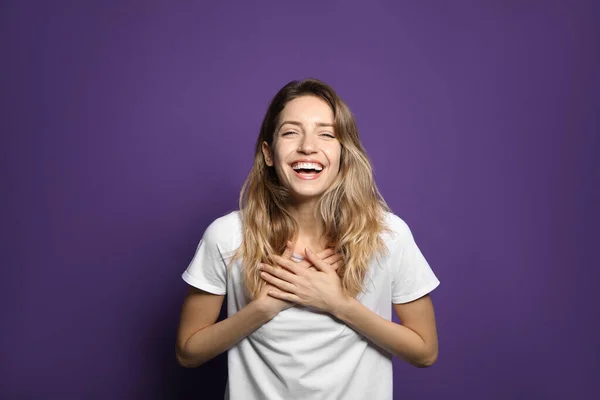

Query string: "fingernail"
[[305, 247, 312, 254]]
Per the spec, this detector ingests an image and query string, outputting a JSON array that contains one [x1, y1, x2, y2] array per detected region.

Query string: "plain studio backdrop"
[[1, 1, 598, 399]]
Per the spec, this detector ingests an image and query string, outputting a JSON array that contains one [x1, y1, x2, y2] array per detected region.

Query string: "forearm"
[[177, 301, 273, 367], [333, 298, 436, 367]]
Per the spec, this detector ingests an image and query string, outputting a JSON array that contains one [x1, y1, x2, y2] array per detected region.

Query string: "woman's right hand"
[[256, 281, 293, 317], [255, 241, 343, 318]]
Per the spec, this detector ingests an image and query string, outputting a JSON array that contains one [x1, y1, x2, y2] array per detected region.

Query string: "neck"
[[286, 198, 328, 250]]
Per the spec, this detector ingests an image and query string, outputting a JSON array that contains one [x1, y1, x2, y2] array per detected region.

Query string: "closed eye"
[[281, 131, 298, 136], [320, 133, 336, 138]]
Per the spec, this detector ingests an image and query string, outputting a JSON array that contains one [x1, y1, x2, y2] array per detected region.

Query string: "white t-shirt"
[[182, 211, 440, 400]]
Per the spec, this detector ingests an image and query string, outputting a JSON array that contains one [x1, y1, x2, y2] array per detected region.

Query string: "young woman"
[[176, 79, 440, 399]]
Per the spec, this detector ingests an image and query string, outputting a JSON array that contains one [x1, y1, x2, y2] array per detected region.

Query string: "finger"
[[290, 248, 335, 267], [268, 289, 301, 304], [285, 248, 336, 271], [269, 254, 303, 276], [323, 253, 343, 265], [297, 248, 335, 268], [294, 257, 319, 270], [296, 257, 344, 271], [296, 260, 312, 269], [315, 247, 335, 260], [331, 260, 344, 271], [260, 263, 298, 284], [304, 247, 333, 272], [281, 240, 295, 259], [261, 271, 297, 293]]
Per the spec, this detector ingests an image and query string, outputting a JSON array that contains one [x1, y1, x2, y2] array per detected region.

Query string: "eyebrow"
[[278, 120, 334, 130]]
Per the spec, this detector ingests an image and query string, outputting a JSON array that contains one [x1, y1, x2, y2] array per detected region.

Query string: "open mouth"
[[291, 161, 324, 179]]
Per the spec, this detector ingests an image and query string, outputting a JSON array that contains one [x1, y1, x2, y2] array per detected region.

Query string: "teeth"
[[292, 162, 323, 171]]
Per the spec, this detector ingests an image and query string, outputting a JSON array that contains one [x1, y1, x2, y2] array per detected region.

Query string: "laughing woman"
[[176, 78, 440, 400]]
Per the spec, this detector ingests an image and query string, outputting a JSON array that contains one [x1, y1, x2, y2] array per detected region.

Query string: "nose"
[[298, 134, 317, 154]]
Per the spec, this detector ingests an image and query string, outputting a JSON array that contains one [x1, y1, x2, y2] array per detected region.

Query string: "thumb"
[[281, 240, 295, 259], [304, 247, 332, 272]]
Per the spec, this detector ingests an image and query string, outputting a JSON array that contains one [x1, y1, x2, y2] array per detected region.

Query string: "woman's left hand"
[[259, 247, 349, 314]]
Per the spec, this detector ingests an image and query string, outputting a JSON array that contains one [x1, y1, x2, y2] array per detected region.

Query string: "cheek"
[[324, 146, 342, 171], [272, 144, 293, 169]]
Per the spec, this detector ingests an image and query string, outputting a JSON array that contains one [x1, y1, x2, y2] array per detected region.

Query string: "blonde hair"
[[233, 78, 390, 299]]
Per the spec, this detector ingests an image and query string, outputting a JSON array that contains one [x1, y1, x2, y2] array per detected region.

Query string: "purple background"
[[2, 1, 599, 399]]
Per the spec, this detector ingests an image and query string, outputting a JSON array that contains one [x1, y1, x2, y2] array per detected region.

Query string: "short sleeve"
[[389, 217, 440, 304], [181, 222, 228, 295]]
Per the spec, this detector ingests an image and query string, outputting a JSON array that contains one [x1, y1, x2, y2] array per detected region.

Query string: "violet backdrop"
[[1, 1, 599, 399]]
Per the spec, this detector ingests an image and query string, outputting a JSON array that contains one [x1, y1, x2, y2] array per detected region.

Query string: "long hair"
[[233, 78, 390, 299]]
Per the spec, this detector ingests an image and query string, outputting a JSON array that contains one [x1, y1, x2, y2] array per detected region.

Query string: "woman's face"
[[262, 95, 342, 202]]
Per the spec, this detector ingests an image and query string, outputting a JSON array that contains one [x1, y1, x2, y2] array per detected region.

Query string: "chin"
[[289, 187, 328, 201], [281, 175, 335, 201]]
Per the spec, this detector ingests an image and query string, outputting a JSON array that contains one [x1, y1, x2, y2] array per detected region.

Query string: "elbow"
[[175, 348, 203, 368], [414, 349, 438, 368], [176, 353, 193, 368]]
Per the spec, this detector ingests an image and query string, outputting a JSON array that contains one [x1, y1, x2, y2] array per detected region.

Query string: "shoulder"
[[381, 211, 415, 246], [202, 210, 243, 249]]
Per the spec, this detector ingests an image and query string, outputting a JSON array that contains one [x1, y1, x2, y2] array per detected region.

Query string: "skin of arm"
[[176, 287, 279, 368], [261, 248, 439, 368], [176, 246, 343, 368], [333, 294, 438, 368]]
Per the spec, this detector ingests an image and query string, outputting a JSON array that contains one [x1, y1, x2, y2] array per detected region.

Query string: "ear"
[[261, 141, 273, 167]]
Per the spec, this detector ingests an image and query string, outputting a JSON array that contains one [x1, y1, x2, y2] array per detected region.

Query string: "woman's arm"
[[177, 244, 342, 367], [261, 248, 439, 368], [175, 286, 283, 368], [333, 295, 438, 368]]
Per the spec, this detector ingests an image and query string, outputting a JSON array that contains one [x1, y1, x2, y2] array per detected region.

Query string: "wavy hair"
[[233, 78, 390, 299]]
